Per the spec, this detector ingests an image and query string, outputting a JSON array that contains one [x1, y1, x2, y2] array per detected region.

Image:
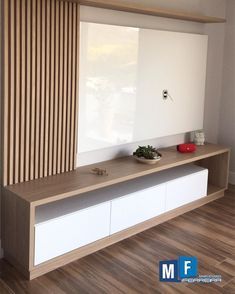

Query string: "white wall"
[[202, 1, 226, 143], [219, 0, 235, 184], [0, 0, 3, 256], [78, 0, 226, 166]]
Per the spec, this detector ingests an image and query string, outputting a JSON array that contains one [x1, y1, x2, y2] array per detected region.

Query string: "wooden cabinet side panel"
[[197, 151, 230, 189], [1, 189, 31, 270]]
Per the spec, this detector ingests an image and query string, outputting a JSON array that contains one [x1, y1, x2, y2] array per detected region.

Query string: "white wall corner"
[[229, 171, 235, 185]]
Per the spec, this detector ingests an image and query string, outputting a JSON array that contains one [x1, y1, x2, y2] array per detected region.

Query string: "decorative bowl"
[[134, 155, 162, 165]]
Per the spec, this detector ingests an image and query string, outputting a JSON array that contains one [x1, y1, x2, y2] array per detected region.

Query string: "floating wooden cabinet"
[[1, 144, 230, 280]]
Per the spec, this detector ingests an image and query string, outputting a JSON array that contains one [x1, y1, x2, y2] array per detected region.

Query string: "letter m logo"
[[159, 260, 179, 282]]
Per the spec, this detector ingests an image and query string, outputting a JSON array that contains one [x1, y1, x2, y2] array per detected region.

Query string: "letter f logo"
[[179, 256, 198, 279], [184, 260, 192, 275]]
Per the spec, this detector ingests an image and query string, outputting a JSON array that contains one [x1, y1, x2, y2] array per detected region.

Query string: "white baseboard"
[[229, 171, 235, 185]]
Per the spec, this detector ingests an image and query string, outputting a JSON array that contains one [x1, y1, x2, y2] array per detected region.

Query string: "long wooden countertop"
[[5, 143, 229, 206]]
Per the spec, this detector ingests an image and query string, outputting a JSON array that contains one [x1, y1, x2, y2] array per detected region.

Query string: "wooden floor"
[[0, 188, 234, 294]]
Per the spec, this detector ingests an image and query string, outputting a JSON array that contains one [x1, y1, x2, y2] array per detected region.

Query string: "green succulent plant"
[[133, 145, 162, 160]]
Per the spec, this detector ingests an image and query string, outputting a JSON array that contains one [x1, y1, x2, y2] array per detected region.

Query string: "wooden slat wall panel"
[[3, 0, 80, 186]]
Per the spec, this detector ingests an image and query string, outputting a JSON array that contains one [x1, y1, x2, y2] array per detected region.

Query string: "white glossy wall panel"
[[34, 202, 110, 265], [135, 29, 208, 140], [110, 184, 166, 234], [79, 22, 208, 153]]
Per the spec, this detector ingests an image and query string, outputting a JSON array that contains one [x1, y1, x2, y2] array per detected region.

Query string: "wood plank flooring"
[[0, 187, 234, 293]]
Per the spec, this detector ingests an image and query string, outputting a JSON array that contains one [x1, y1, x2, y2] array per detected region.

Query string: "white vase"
[[193, 130, 205, 146]]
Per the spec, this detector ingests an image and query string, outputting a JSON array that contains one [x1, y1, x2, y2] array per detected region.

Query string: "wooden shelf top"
[[78, 0, 226, 24], [6, 143, 229, 206]]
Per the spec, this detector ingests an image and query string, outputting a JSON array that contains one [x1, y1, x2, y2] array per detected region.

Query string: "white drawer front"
[[110, 184, 166, 234], [165, 170, 208, 212], [34, 202, 110, 265]]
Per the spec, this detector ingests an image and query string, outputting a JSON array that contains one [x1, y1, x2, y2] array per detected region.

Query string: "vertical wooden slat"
[[25, 0, 31, 182], [61, 1, 68, 173], [69, 3, 76, 171], [3, 0, 9, 186], [65, 3, 72, 172], [74, 4, 80, 168], [53, 0, 59, 175], [30, 0, 36, 180], [14, 0, 21, 184], [44, 0, 50, 177], [34, 0, 41, 179], [39, 0, 46, 178], [9, 0, 16, 185], [3, 0, 80, 185], [20, 0, 26, 183], [57, 0, 64, 174], [48, 0, 55, 176]]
